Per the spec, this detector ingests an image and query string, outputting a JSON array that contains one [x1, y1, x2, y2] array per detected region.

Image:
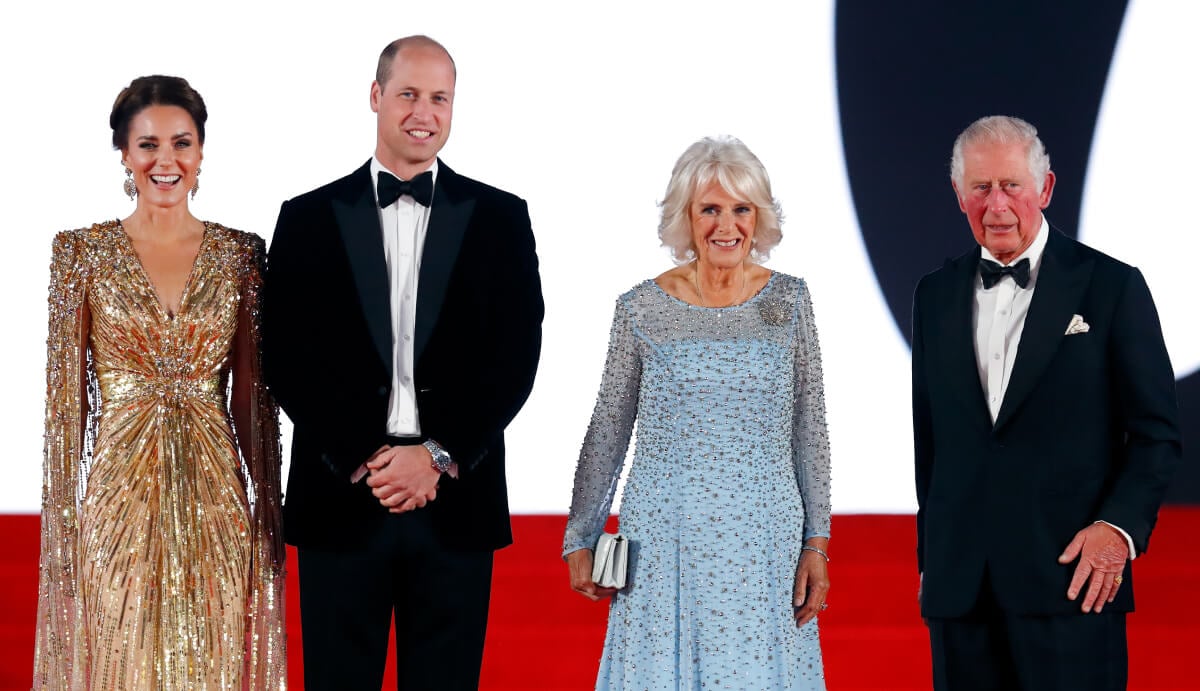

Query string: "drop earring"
[[123, 167, 136, 200], [191, 168, 201, 200]]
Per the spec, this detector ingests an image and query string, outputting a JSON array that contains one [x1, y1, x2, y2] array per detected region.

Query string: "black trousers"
[[927, 572, 1128, 691], [297, 506, 494, 691]]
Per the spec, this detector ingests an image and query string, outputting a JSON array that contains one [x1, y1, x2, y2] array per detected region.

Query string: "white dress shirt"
[[971, 217, 1136, 557], [370, 157, 436, 437], [973, 218, 1048, 423]]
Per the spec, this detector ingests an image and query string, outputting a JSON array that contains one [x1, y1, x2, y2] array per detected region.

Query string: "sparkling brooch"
[[758, 298, 789, 326]]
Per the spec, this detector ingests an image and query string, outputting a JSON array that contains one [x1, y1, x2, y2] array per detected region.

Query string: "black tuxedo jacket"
[[912, 229, 1181, 618], [264, 160, 543, 552]]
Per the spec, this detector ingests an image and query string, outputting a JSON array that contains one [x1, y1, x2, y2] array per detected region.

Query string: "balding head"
[[376, 35, 456, 90]]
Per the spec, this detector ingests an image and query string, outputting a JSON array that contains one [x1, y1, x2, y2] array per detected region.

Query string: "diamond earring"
[[191, 167, 201, 200], [123, 167, 136, 200]]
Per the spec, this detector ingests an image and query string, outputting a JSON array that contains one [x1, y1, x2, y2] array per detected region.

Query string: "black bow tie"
[[377, 170, 433, 208], [979, 257, 1031, 289]]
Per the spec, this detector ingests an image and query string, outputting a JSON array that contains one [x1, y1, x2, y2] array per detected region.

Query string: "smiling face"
[[953, 139, 1055, 264], [689, 180, 758, 270], [121, 105, 202, 209], [371, 43, 455, 179]]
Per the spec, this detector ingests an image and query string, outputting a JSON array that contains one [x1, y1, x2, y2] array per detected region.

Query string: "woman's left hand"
[[566, 548, 619, 601], [792, 541, 830, 627]]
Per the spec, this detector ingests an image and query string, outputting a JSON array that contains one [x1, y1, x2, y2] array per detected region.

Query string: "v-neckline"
[[117, 220, 210, 321]]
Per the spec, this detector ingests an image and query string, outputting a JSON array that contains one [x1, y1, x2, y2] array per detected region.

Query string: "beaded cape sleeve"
[[232, 231, 288, 688], [34, 229, 92, 687]]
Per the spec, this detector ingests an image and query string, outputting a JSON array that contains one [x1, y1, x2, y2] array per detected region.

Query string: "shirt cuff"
[[1096, 520, 1137, 560]]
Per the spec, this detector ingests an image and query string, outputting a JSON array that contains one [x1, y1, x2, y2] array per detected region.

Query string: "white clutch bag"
[[592, 532, 628, 589]]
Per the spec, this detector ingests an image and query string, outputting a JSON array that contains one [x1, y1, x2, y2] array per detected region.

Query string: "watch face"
[[424, 441, 451, 472]]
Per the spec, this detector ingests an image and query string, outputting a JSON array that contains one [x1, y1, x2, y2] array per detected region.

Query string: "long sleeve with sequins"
[[563, 297, 642, 557], [792, 281, 832, 540], [34, 230, 91, 689], [230, 233, 287, 689]]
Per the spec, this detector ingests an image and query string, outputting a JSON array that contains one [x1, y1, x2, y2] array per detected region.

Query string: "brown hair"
[[110, 75, 207, 150]]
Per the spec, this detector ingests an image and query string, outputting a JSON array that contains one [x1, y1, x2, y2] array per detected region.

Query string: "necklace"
[[692, 266, 748, 307]]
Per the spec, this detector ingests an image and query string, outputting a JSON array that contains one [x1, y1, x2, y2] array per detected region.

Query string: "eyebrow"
[[396, 86, 454, 96], [135, 131, 195, 141]]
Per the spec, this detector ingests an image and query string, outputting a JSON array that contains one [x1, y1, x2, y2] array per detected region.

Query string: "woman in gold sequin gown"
[[33, 76, 286, 689]]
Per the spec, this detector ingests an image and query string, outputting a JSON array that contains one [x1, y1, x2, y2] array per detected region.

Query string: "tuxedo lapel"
[[936, 250, 994, 429], [415, 161, 474, 363], [332, 162, 393, 375], [993, 231, 1093, 432]]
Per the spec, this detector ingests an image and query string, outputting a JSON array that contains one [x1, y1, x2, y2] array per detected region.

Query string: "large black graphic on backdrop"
[[835, 0, 1198, 503]]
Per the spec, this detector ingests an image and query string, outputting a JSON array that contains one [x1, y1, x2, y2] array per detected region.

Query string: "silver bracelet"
[[801, 545, 830, 562]]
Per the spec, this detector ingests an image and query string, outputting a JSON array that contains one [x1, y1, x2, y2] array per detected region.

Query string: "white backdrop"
[[1, 1, 1194, 515]]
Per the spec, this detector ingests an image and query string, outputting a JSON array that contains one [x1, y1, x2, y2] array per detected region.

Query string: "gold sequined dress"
[[34, 220, 287, 689]]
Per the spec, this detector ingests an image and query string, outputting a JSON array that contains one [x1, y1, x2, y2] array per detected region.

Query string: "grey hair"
[[658, 135, 784, 264], [950, 115, 1051, 192]]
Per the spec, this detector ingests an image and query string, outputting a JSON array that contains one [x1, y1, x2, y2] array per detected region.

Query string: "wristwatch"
[[423, 439, 453, 474]]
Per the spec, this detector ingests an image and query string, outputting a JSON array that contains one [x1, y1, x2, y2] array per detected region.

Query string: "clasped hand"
[[364, 445, 440, 514], [1058, 522, 1129, 613], [566, 548, 619, 602]]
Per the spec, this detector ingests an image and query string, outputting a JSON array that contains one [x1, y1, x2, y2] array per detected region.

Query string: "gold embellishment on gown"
[[34, 220, 286, 689]]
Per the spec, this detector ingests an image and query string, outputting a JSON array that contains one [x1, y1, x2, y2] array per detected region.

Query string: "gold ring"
[[1114, 575, 1124, 586]]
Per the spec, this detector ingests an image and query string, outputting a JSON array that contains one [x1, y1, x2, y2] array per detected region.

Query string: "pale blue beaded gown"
[[564, 272, 831, 690]]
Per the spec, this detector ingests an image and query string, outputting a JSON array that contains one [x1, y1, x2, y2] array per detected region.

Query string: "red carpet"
[[3, 510, 1197, 689]]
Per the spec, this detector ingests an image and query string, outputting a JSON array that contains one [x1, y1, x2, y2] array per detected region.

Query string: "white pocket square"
[[1065, 314, 1090, 335]]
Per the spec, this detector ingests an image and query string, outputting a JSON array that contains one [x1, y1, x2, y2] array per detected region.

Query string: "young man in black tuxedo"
[[264, 35, 543, 690], [912, 115, 1181, 690]]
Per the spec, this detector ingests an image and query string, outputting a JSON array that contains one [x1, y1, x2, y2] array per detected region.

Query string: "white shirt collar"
[[978, 216, 1051, 289]]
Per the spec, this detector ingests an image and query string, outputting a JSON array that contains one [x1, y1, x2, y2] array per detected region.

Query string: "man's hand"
[[566, 549, 618, 602], [365, 445, 440, 513], [1058, 523, 1129, 613], [350, 445, 390, 484]]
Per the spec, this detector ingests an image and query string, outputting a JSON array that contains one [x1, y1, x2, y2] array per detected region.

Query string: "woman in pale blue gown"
[[563, 135, 832, 690]]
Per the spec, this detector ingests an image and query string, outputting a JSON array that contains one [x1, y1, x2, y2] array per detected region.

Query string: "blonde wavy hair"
[[657, 135, 784, 264]]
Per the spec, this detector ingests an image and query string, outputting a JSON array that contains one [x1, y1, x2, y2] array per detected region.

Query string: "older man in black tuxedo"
[[264, 35, 543, 690], [911, 115, 1181, 690]]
